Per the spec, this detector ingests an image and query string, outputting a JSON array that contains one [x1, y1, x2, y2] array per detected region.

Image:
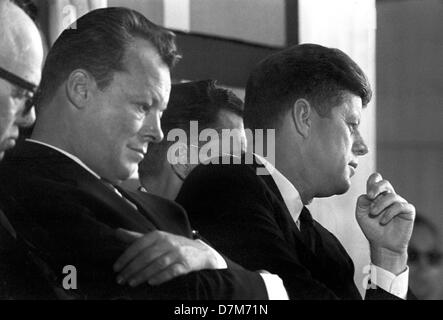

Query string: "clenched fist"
[[356, 173, 415, 275]]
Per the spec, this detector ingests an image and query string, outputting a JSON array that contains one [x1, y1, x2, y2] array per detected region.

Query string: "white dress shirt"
[[254, 154, 409, 299], [26, 139, 289, 300]]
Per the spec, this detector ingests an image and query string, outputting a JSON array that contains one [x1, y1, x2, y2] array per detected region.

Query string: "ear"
[[291, 98, 313, 138], [170, 143, 192, 181], [65, 69, 94, 110]]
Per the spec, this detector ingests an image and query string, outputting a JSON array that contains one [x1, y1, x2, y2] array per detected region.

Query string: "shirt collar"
[[26, 139, 101, 180], [254, 154, 304, 223]]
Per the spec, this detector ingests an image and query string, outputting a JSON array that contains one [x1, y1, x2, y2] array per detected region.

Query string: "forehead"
[[331, 92, 363, 119], [0, 4, 43, 86], [114, 38, 171, 102]]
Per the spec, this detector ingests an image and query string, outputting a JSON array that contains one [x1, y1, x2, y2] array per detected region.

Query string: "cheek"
[[0, 115, 14, 138]]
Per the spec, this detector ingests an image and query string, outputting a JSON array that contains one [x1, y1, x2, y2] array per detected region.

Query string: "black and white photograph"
[[0, 0, 442, 310]]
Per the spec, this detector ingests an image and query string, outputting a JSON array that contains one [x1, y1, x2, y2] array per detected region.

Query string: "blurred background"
[[21, 0, 443, 298]]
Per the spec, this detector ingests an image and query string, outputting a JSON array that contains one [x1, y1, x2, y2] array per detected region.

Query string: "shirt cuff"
[[370, 263, 409, 299], [196, 239, 227, 269], [259, 272, 289, 300]]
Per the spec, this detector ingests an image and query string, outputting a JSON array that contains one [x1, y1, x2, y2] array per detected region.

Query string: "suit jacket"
[[0, 141, 268, 300], [176, 154, 411, 300], [0, 207, 58, 299]]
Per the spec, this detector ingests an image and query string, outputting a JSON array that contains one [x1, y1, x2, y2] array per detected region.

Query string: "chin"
[[334, 179, 352, 195]]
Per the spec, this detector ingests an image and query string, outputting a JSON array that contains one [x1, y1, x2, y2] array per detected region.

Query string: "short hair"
[[139, 79, 244, 178], [244, 43, 372, 130], [36, 7, 181, 108]]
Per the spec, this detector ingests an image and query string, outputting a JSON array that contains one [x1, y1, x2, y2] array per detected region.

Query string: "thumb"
[[115, 228, 143, 244]]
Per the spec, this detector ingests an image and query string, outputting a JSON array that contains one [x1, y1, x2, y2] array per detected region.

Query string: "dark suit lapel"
[[115, 188, 162, 230], [251, 155, 306, 242], [16, 141, 155, 233], [251, 155, 322, 265]]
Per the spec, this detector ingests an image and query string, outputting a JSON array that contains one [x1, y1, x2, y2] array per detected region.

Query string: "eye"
[[137, 104, 151, 113], [348, 122, 359, 133], [11, 87, 28, 100]]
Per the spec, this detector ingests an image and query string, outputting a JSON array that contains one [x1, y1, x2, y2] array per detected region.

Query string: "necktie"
[[299, 206, 316, 252], [100, 179, 138, 211]]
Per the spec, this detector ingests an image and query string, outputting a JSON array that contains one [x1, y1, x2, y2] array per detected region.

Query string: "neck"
[[271, 131, 315, 205], [31, 115, 73, 155]]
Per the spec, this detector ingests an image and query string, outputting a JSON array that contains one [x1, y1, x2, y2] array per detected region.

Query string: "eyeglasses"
[[0, 66, 38, 115], [408, 248, 443, 266]]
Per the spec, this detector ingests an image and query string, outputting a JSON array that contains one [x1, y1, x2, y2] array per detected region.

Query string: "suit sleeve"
[[1, 176, 268, 300], [178, 163, 415, 300], [177, 163, 345, 299]]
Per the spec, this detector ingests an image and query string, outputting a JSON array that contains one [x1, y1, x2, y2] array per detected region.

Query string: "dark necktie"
[[299, 206, 316, 252], [100, 179, 138, 211]]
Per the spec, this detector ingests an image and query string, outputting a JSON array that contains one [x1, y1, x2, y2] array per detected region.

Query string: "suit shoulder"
[[187, 154, 266, 184]]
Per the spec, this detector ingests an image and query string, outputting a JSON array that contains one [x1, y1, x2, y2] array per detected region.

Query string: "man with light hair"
[[0, 0, 42, 159], [0, 0, 45, 299]]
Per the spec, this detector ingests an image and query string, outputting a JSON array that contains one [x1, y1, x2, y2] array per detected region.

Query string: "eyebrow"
[[131, 98, 167, 113]]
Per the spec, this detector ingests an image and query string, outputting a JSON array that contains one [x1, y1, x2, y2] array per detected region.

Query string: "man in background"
[[409, 214, 443, 299], [138, 79, 246, 201]]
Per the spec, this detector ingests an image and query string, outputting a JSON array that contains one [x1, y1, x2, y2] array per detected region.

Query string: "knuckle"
[[175, 246, 186, 258], [163, 255, 172, 267], [157, 258, 168, 269], [171, 264, 184, 277]]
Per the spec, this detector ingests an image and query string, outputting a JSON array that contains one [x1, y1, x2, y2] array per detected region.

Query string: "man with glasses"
[[0, 0, 42, 160], [0, 0, 44, 299], [409, 215, 443, 299]]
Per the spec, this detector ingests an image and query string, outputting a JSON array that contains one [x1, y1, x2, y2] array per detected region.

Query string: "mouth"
[[348, 162, 358, 176], [128, 146, 148, 158]]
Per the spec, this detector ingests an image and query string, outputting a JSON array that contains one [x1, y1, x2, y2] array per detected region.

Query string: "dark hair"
[[36, 7, 181, 108], [244, 43, 372, 130], [160, 80, 243, 134], [139, 79, 244, 178]]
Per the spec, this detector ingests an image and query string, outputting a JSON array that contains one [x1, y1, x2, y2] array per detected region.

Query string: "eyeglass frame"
[[0, 66, 38, 115]]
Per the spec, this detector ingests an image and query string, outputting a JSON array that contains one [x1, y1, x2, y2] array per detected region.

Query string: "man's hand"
[[113, 229, 220, 287], [356, 173, 415, 275]]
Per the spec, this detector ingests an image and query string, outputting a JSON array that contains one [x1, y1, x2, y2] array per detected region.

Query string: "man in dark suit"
[[0, 7, 287, 299], [176, 44, 416, 299], [0, 0, 47, 299], [138, 80, 246, 201]]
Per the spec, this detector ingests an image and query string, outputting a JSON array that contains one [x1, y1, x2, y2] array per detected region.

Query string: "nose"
[[16, 107, 36, 128], [352, 132, 368, 156], [140, 112, 164, 144]]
